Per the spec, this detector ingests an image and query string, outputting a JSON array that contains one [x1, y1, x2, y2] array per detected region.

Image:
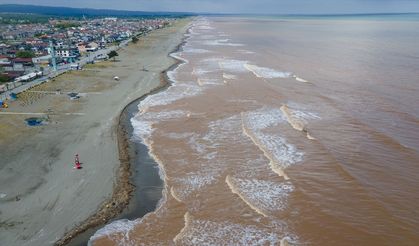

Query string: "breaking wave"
[[280, 104, 320, 139], [226, 176, 294, 217], [244, 64, 292, 79], [241, 108, 304, 180], [173, 212, 293, 246]]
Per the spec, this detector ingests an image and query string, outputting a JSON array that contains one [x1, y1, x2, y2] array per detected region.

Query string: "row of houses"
[[0, 17, 172, 83]]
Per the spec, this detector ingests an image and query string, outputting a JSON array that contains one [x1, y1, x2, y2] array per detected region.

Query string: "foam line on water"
[[170, 186, 183, 203], [131, 110, 189, 142], [241, 121, 290, 180], [203, 39, 245, 47], [280, 104, 320, 139], [173, 212, 192, 244], [219, 59, 249, 73], [244, 64, 291, 79], [226, 175, 268, 217], [241, 109, 305, 179], [196, 77, 223, 86], [243, 107, 286, 130], [280, 105, 305, 132], [223, 73, 237, 80], [238, 49, 256, 54], [173, 212, 287, 245], [226, 176, 294, 217], [171, 172, 219, 202], [292, 75, 309, 83], [88, 219, 137, 246], [138, 83, 202, 113]]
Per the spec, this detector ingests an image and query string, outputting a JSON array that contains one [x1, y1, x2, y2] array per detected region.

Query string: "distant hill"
[[0, 4, 194, 17]]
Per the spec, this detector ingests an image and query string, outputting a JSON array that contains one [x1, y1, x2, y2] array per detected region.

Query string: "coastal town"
[[0, 16, 171, 100]]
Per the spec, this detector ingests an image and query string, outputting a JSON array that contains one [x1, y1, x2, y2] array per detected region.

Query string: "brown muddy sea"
[[90, 16, 419, 246]]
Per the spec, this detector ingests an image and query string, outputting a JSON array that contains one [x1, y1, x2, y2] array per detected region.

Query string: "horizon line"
[[1, 3, 419, 16]]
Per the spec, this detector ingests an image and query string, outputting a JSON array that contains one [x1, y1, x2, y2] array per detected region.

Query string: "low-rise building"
[[32, 54, 52, 65]]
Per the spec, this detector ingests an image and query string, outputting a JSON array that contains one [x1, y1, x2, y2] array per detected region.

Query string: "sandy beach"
[[0, 18, 190, 246]]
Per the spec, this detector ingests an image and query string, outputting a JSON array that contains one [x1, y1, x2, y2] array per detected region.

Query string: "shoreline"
[[58, 25, 190, 246]]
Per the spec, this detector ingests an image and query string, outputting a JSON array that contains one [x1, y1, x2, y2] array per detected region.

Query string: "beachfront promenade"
[[0, 38, 130, 101]]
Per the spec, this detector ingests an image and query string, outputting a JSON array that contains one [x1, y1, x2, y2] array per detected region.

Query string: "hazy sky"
[[1, 0, 419, 14]]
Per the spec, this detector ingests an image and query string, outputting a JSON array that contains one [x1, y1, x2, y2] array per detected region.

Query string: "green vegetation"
[[0, 13, 50, 24], [0, 75, 9, 83], [54, 22, 81, 29], [16, 50, 35, 58], [108, 50, 119, 61]]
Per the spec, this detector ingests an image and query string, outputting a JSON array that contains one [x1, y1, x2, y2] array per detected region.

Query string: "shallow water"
[[91, 16, 419, 245]]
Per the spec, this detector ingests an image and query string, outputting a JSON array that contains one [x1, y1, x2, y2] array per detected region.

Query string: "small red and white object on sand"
[[74, 154, 82, 169]]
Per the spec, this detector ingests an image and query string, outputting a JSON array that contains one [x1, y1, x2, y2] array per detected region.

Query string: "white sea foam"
[[238, 49, 256, 54], [242, 109, 304, 179], [171, 172, 219, 202], [194, 24, 215, 30], [138, 83, 202, 112], [188, 133, 208, 154], [280, 104, 320, 135], [226, 176, 294, 217], [255, 131, 303, 169], [141, 110, 188, 121], [183, 48, 211, 54], [198, 57, 223, 72], [170, 52, 189, 64], [198, 34, 217, 40], [245, 64, 291, 79], [166, 70, 178, 83], [174, 213, 288, 245], [204, 115, 245, 145], [219, 59, 249, 73], [131, 117, 153, 140], [131, 110, 189, 141], [282, 105, 320, 121], [0, 193, 6, 199], [166, 132, 195, 139], [197, 77, 223, 86], [223, 73, 237, 80], [88, 219, 137, 246], [243, 107, 286, 130], [292, 75, 309, 83], [203, 39, 245, 47], [192, 67, 212, 76]]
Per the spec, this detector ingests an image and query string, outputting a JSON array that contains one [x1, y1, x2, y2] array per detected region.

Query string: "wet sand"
[[0, 18, 191, 246]]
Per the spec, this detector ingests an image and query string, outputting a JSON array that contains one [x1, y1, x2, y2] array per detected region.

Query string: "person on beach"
[[74, 154, 81, 169]]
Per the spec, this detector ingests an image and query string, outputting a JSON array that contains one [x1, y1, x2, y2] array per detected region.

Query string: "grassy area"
[[0, 13, 50, 24], [84, 61, 113, 69]]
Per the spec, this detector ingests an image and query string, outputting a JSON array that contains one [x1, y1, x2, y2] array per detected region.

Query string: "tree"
[[0, 67, 9, 83], [16, 50, 35, 58], [55, 22, 80, 29], [0, 75, 8, 83], [34, 33, 44, 38], [132, 36, 139, 44], [108, 50, 119, 61]]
